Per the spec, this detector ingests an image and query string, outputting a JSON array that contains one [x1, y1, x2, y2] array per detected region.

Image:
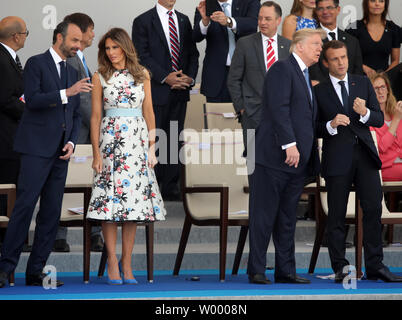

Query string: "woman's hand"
[[92, 154, 102, 174], [148, 147, 158, 169]]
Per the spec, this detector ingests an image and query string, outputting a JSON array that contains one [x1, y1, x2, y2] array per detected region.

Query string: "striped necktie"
[[266, 38, 276, 71], [15, 55, 23, 72], [168, 11, 180, 71], [221, 2, 236, 61], [82, 54, 90, 78]]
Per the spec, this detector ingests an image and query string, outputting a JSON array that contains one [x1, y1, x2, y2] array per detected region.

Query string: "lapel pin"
[[280, 45, 284, 49]]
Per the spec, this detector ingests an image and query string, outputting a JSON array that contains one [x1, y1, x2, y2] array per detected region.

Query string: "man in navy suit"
[[316, 40, 402, 283], [194, 0, 260, 102], [247, 29, 325, 284], [132, 0, 199, 201], [0, 21, 92, 288]]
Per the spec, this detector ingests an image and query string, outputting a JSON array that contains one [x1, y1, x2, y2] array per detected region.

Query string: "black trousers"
[[206, 66, 232, 103], [0, 152, 68, 275], [325, 144, 384, 274], [154, 93, 187, 196], [247, 164, 306, 277]]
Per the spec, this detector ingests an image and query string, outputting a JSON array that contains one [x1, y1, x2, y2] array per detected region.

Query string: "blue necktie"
[[338, 80, 349, 114], [221, 3, 236, 62], [303, 68, 312, 101], [82, 55, 90, 79], [59, 61, 67, 89]]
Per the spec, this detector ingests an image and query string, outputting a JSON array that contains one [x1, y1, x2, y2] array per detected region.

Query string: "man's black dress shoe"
[[275, 274, 311, 284], [335, 271, 349, 283], [53, 239, 70, 252], [366, 267, 402, 282], [0, 271, 8, 288], [248, 273, 271, 284], [26, 273, 64, 287], [90, 234, 104, 252]]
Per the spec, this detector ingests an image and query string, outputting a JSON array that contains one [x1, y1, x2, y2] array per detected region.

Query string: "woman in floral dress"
[[87, 28, 166, 284]]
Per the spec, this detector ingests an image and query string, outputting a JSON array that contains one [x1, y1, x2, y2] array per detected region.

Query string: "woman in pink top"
[[370, 72, 402, 181]]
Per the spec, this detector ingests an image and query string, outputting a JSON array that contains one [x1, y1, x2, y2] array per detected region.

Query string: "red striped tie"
[[266, 38, 276, 71], [168, 11, 180, 71]]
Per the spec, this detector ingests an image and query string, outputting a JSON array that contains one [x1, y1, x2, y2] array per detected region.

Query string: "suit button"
[[62, 123, 66, 129]]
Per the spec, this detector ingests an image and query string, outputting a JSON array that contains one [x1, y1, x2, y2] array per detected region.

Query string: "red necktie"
[[266, 38, 276, 71], [168, 11, 180, 71]]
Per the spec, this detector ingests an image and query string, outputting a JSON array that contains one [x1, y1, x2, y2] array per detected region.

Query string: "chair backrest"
[[65, 144, 94, 187], [184, 83, 206, 131], [204, 103, 242, 130], [181, 130, 248, 220]]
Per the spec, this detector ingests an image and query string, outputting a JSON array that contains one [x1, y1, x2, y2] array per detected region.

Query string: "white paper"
[[222, 112, 236, 119], [68, 207, 84, 215], [229, 210, 247, 215]]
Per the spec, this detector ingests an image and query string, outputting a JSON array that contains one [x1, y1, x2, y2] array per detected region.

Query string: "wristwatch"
[[226, 17, 233, 28]]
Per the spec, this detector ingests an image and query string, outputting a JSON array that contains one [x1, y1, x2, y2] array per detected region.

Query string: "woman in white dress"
[[87, 28, 166, 284]]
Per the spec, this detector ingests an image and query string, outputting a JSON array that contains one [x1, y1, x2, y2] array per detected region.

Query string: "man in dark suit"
[[132, 0, 199, 201], [309, 0, 363, 85], [247, 29, 325, 284], [0, 21, 93, 288], [52, 13, 103, 253], [0, 16, 28, 225], [315, 40, 402, 283], [227, 1, 290, 156], [194, 0, 260, 102]]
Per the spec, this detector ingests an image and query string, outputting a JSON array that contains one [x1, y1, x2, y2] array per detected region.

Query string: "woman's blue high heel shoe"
[[119, 261, 138, 285], [106, 263, 123, 285]]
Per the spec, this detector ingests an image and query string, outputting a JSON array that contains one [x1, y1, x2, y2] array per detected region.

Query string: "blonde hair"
[[98, 28, 147, 84], [370, 72, 397, 117], [290, 28, 326, 53]]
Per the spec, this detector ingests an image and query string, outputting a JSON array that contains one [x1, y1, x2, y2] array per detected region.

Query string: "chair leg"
[[232, 225, 248, 275], [145, 223, 154, 283], [219, 188, 229, 282], [83, 219, 91, 283], [9, 272, 15, 286], [308, 217, 326, 274], [173, 216, 192, 276], [355, 200, 363, 279], [97, 245, 108, 277], [309, 193, 326, 274], [387, 225, 394, 245]]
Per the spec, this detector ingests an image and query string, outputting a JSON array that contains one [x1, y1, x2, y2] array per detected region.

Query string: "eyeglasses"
[[316, 6, 338, 12], [374, 85, 387, 92], [14, 30, 29, 37]]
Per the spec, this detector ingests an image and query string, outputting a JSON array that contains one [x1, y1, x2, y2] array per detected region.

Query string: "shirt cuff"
[[359, 108, 371, 124], [68, 141, 75, 149], [281, 142, 296, 150], [326, 121, 338, 135], [60, 90, 68, 104], [230, 17, 237, 33], [199, 19, 210, 35]]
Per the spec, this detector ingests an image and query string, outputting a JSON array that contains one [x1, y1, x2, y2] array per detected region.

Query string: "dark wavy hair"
[[362, 0, 389, 24], [97, 28, 147, 84]]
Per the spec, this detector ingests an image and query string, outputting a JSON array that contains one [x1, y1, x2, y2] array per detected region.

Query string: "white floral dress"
[[86, 70, 166, 222]]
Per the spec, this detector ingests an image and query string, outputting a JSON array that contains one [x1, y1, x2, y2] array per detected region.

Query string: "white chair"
[[184, 83, 206, 131], [0, 184, 16, 285], [173, 130, 249, 281], [204, 102, 242, 130]]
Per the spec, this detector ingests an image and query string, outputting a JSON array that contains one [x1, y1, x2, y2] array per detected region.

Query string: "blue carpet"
[[1, 268, 402, 300]]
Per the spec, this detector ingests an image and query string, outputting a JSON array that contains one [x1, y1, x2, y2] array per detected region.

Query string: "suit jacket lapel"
[[0, 44, 21, 74], [326, 79, 346, 113], [348, 74, 359, 119], [44, 50, 62, 90], [176, 12, 184, 55], [253, 32, 266, 75], [277, 36, 288, 60], [152, 7, 170, 54]]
